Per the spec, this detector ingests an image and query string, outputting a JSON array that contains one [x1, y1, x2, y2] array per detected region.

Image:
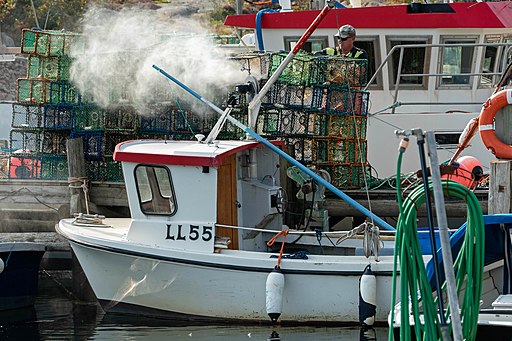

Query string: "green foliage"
[[0, 0, 15, 22], [1, 0, 88, 46], [209, 1, 236, 23]]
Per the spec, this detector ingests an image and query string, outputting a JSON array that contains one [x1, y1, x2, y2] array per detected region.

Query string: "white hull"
[[60, 219, 398, 323]]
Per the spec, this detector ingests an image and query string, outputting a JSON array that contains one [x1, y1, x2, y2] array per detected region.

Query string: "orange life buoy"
[[479, 89, 512, 159]]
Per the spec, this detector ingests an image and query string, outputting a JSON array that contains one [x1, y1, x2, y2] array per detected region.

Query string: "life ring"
[[479, 89, 512, 159]]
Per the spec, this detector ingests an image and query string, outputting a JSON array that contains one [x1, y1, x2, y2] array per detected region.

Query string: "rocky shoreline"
[[0, 58, 26, 102]]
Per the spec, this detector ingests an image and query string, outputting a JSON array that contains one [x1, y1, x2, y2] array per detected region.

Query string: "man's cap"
[[335, 24, 356, 39]]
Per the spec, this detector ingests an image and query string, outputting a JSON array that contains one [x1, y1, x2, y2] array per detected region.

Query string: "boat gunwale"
[[56, 220, 397, 276]]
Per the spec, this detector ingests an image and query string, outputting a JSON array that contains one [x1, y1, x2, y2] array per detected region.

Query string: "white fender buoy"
[[0, 258, 4, 274], [266, 267, 285, 323], [359, 264, 377, 326]]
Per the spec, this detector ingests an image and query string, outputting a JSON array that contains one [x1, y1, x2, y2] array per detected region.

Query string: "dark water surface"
[[1, 275, 508, 340], [0, 276, 388, 340]]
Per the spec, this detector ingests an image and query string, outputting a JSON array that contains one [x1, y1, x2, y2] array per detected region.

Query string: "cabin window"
[[434, 132, 461, 149], [387, 38, 430, 88], [355, 36, 380, 88], [480, 35, 500, 87], [504, 35, 512, 70], [284, 36, 328, 52], [135, 165, 177, 215], [439, 36, 477, 86]]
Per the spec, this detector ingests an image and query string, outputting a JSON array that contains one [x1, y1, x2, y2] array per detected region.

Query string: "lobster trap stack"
[[230, 52, 370, 189], [9, 29, 211, 181], [10, 29, 128, 181], [9, 30, 370, 190], [11, 29, 78, 180]]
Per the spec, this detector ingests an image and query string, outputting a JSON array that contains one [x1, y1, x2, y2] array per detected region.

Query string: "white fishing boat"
[[56, 135, 399, 324], [54, 0, 512, 330]]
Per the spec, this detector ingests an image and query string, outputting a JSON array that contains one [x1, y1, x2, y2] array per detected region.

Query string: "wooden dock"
[[0, 178, 488, 235]]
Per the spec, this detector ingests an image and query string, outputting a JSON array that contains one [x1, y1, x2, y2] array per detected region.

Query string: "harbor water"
[[0, 268, 509, 340], [0, 274, 388, 340]]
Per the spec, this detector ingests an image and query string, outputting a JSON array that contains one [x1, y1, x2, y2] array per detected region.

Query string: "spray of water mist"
[[69, 5, 248, 116]]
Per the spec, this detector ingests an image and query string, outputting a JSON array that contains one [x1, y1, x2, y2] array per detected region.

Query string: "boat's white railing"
[[365, 42, 512, 115]]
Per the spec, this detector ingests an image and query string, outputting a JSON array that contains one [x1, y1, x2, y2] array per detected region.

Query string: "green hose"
[[389, 148, 485, 341]]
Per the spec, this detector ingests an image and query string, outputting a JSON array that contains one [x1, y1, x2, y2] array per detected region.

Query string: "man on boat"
[[316, 24, 368, 60]]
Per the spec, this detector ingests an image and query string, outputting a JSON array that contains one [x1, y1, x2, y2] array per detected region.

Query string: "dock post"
[[67, 138, 87, 216], [66, 137, 97, 303], [489, 160, 512, 214]]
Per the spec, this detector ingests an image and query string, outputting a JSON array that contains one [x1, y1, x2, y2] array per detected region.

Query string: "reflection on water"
[[2, 275, 501, 340], [0, 276, 389, 340], [0, 276, 503, 340]]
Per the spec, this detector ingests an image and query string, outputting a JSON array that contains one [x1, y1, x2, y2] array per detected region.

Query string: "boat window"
[[439, 36, 477, 86], [284, 36, 328, 52], [504, 35, 512, 69], [434, 132, 461, 149], [480, 35, 500, 87], [387, 38, 430, 88], [135, 165, 177, 215], [355, 37, 380, 87]]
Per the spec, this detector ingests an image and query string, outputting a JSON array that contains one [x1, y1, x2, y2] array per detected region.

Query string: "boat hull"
[[0, 243, 45, 311], [68, 239, 397, 324]]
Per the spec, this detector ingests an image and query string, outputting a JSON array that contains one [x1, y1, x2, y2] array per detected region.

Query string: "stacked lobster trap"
[[9, 30, 370, 189], [8, 29, 214, 181], [229, 52, 370, 189]]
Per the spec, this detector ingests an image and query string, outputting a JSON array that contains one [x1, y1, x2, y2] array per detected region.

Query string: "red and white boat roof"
[[224, 2, 512, 30], [114, 139, 284, 167]]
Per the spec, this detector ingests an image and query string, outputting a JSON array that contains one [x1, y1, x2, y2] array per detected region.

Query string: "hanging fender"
[[479, 89, 512, 159], [359, 264, 377, 326]]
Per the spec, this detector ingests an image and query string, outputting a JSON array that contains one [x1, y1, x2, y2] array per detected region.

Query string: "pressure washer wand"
[[152, 64, 395, 232], [404, 129, 447, 326], [426, 131, 463, 341]]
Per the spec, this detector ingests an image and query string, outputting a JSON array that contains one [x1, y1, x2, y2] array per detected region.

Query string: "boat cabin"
[[225, 2, 512, 176], [113, 139, 284, 252]]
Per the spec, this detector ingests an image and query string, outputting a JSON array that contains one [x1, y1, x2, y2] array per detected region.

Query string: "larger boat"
[[224, 1, 512, 177], [0, 242, 45, 311]]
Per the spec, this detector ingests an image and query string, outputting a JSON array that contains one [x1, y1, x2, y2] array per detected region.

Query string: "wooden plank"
[[0, 232, 69, 251], [489, 160, 512, 214], [0, 179, 127, 207], [326, 188, 488, 218], [326, 199, 486, 218]]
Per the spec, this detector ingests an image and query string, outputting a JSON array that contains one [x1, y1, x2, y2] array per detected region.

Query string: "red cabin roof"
[[224, 2, 512, 29], [114, 139, 285, 167]]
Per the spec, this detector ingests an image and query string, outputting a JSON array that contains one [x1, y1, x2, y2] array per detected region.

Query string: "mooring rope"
[[68, 176, 90, 214], [267, 228, 289, 269]]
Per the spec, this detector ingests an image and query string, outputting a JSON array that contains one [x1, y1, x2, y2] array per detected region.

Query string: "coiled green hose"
[[389, 147, 485, 341]]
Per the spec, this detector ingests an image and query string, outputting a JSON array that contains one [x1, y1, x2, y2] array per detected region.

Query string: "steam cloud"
[[69, 5, 248, 115]]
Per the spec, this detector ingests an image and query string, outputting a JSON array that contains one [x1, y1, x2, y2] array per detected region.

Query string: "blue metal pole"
[[152, 65, 395, 231]]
